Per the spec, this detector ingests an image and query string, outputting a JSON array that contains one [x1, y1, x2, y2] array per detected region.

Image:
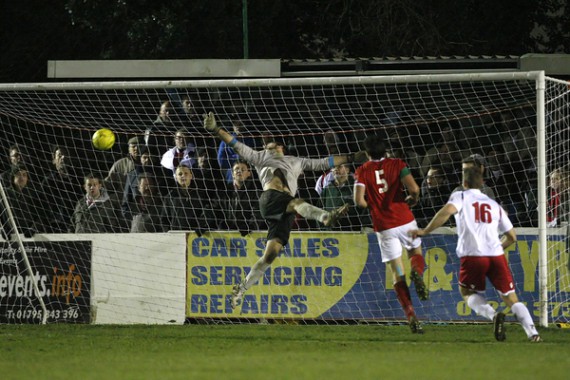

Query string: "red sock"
[[394, 280, 415, 320], [410, 254, 425, 276]]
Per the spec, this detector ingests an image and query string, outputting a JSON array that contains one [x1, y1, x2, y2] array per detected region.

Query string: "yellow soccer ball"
[[92, 128, 116, 150]]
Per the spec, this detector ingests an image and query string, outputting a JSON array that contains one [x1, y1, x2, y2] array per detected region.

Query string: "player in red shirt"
[[354, 134, 428, 333]]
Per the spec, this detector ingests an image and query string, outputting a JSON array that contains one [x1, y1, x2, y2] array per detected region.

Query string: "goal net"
[[0, 72, 567, 326]]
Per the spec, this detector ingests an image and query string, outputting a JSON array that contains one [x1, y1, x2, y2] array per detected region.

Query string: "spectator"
[[41, 146, 83, 233], [321, 163, 371, 231], [452, 154, 496, 200], [105, 136, 140, 195], [323, 129, 342, 155], [314, 170, 335, 196], [165, 92, 203, 132], [459, 113, 498, 153], [545, 168, 570, 270], [520, 168, 538, 227], [219, 160, 265, 236], [122, 146, 168, 221], [386, 129, 423, 181], [194, 146, 225, 194], [500, 108, 537, 171], [145, 100, 174, 156], [0, 145, 25, 185], [127, 173, 164, 233], [180, 95, 202, 126], [161, 129, 196, 177], [0, 164, 41, 239], [547, 167, 570, 227], [485, 146, 507, 188], [416, 164, 453, 227], [499, 160, 535, 227], [314, 130, 344, 196], [72, 173, 121, 233], [161, 162, 216, 234], [217, 119, 254, 183], [421, 122, 468, 179]]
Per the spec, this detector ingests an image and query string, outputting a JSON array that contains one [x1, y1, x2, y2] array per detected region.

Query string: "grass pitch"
[[0, 323, 567, 380]]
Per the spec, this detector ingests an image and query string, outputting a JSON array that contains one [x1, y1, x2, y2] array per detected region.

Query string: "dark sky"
[[2, 1, 564, 83]]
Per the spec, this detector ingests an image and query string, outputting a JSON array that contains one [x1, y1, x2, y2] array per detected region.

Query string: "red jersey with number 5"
[[355, 158, 415, 231]]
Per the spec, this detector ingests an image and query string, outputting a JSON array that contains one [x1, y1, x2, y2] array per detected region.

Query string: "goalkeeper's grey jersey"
[[232, 141, 333, 196]]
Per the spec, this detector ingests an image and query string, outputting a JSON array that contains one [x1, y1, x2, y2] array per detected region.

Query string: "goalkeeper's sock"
[[294, 202, 327, 223], [394, 280, 415, 319], [244, 259, 271, 291], [466, 294, 495, 321], [410, 254, 426, 276], [511, 302, 539, 338]]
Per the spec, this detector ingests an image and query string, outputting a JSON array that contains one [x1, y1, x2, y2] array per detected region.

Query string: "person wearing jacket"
[[72, 173, 121, 233]]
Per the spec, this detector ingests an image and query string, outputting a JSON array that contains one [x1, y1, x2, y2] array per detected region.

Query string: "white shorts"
[[375, 220, 422, 263]]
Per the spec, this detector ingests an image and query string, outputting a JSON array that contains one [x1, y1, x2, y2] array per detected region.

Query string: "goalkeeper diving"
[[203, 112, 366, 309]]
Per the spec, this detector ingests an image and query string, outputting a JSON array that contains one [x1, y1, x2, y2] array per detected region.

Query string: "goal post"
[[0, 71, 567, 327], [0, 180, 48, 324], [536, 70, 548, 328]]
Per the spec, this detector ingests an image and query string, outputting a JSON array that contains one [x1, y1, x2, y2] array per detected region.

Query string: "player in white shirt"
[[410, 165, 541, 342]]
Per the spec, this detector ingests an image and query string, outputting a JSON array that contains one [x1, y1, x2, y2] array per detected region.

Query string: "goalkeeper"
[[204, 112, 364, 309]]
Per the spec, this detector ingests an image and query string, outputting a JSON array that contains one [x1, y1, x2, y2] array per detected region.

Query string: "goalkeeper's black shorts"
[[259, 189, 295, 246]]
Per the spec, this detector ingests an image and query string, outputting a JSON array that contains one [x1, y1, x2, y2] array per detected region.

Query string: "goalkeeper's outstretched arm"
[[203, 112, 234, 144], [204, 111, 366, 169], [332, 150, 368, 167]]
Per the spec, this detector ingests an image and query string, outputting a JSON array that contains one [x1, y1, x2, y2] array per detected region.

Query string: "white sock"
[[294, 202, 327, 223], [243, 259, 271, 290], [467, 294, 495, 321], [511, 302, 539, 338]]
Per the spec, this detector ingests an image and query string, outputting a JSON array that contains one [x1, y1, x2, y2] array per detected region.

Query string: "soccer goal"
[[0, 72, 567, 327]]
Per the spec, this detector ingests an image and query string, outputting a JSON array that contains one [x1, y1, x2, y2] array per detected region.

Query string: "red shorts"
[[459, 255, 515, 295]]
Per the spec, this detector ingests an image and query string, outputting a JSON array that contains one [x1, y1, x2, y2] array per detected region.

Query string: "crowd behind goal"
[[0, 94, 568, 239]]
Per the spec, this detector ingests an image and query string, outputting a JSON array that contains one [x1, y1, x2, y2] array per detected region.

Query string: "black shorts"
[[259, 190, 295, 245]]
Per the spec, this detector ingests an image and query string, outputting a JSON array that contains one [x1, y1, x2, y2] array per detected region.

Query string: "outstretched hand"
[[408, 229, 425, 239], [353, 150, 368, 164], [203, 112, 220, 135], [405, 195, 419, 207]]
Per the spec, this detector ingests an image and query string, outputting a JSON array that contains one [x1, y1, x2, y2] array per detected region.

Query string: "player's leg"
[[231, 236, 284, 309], [288, 198, 349, 227], [407, 246, 428, 300], [458, 256, 506, 340], [501, 292, 541, 342], [400, 220, 428, 300], [231, 191, 291, 309], [460, 286, 506, 341], [390, 257, 422, 332], [460, 287, 496, 321], [379, 230, 423, 333], [459, 257, 496, 319], [490, 256, 541, 342]]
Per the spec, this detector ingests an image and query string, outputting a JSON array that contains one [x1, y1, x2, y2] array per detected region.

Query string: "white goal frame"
[[0, 71, 556, 326]]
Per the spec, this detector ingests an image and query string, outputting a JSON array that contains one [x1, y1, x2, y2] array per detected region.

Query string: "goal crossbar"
[[0, 70, 567, 327]]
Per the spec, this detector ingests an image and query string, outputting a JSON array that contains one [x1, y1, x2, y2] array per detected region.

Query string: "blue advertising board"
[[186, 231, 570, 322]]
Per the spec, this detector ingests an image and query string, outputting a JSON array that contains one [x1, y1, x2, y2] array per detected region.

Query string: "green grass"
[[0, 323, 568, 380]]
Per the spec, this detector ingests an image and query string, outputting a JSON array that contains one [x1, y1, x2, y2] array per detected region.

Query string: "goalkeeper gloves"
[[347, 151, 368, 164], [354, 150, 368, 163], [203, 112, 220, 135]]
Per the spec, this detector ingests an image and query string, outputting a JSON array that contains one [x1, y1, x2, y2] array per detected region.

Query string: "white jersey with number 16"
[[447, 188, 513, 258]]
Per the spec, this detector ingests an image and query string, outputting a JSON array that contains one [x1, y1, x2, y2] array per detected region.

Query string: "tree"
[[531, 0, 570, 52], [0, 0, 564, 83], [297, 0, 540, 57]]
